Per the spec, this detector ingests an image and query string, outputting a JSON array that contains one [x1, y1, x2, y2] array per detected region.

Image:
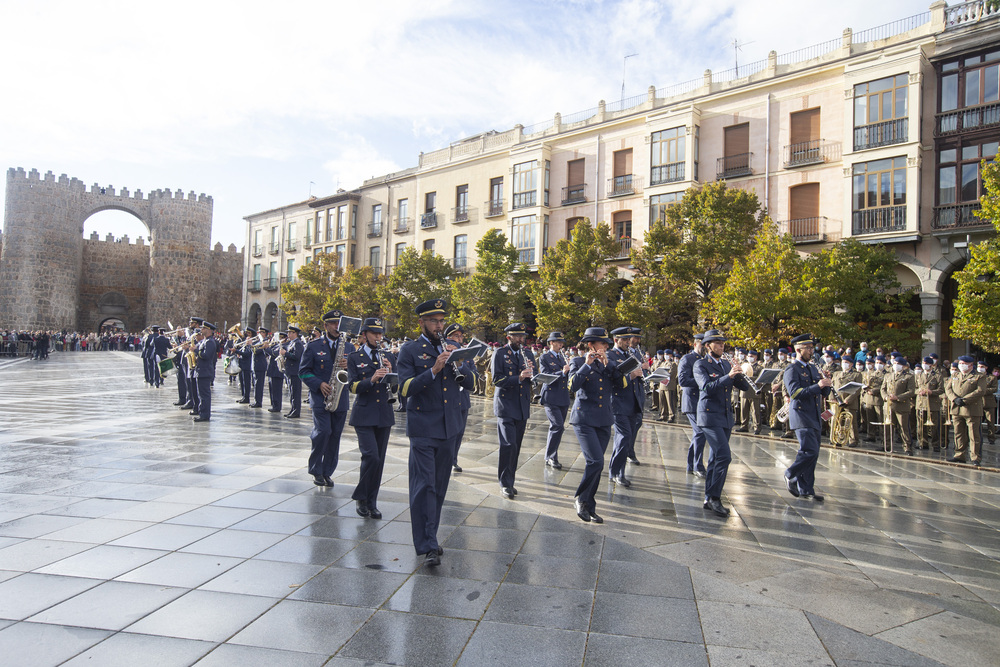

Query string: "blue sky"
[[1, 0, 925, 247]]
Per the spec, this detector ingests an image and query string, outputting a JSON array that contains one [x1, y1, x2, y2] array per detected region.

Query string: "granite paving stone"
[[229, 599, 373, 654], [60, 633, 216, 667], [0, 622, 111, 667], [26, 580, 188, 630], [194, 643, 329, 667]]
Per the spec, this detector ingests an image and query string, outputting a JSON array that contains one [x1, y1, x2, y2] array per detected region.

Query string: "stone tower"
[[0, 168, 215, 329]]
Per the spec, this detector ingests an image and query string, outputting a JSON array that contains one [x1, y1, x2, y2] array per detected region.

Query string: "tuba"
[[830, 403, 854, 447]]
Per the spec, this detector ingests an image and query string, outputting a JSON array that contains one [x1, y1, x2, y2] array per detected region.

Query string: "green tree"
[[327, 265, 383, 320], [704, 221, 806, 349], [952, 159, 1000, 352], [377, 247, 457, 337], [451, 228, 528, 340], [529, 219, 621, 342], [280, 252, 339, 326]]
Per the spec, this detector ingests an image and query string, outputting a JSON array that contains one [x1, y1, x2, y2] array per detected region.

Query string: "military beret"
[[322, 310, 343, 322], [875, 355, 886, 362], [790, 334, 814, 347], [415, 299, 447, 317], [958, 355, 975, 363], [896, 357, 909, 366], [747, 350, 759, 357], [764, 349, 773, 355], [929, 353, 939, 360], [923, 356, 934, 364], [777, 347, 789, 354], [504, 323, 527, 335], [656, 349, 664, 355]]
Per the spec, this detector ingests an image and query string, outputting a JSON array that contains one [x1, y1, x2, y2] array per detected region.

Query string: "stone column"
[[920, 292, 943, 357]]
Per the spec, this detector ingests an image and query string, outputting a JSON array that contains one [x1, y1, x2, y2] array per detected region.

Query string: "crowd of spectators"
[[1, 330, 143, 358]]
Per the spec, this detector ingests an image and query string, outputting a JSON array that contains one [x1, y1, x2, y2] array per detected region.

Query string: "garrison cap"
[[444, 323, 465, 338], [322, 310, 343, 322], [547, 331, 565, 342], [790, 333, 814, 347], [504, 323, 527, 335], [415, 299, 447, 317], [361, 318, 385, 334]]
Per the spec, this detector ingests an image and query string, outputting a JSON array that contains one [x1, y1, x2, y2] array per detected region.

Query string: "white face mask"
[[823, 357, 832, 364], [958, 363, 971, 374], [922, 363, 931, 371], [875, 363, 885, 371], [841, 363, 852, 371], [778, 354, 787, 361], [892, 363, 903, 373]]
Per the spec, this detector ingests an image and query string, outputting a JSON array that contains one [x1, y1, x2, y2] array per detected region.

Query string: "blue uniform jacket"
[[445, 338, 476, 412], [568, 356, 620, 427], [153, 334, 169, 359], [678, 351, 702, 415], [237, 345, 252, 370], [194, 337, 218, 379], [398, 335, 475, 439], [694, 355, 750, 428], [264, 343, 284, 378], [300, 336, 356, 412], [784, 359, 830, 431], [283, 338, 304, 376], [491, 344, 534, 420], [141, 334, 155, 360], [608, 347, 643, 415], [252, 343, 268, 375], [347, 346, 396, 427], [538, 349, 570, 407]]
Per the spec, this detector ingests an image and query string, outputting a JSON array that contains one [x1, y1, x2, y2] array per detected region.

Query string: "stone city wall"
[[77, 234, 150, 332]]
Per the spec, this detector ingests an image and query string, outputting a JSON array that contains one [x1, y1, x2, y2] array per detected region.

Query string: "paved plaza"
[[0, 352, 998, 666]]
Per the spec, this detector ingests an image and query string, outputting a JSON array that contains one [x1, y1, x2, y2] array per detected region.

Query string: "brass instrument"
[[446, 341, 466, 383], [228, 323, 243, 335], [186, 337, 198, 369], [324, 316, 361, 412], [776, 401, 790, 423], [830, 402, 854, 447]]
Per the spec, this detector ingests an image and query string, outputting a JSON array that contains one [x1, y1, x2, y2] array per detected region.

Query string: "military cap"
[[579, 327, 612, 345], [444, 323, 465, 338], [656, 349, 664, 355], [951, 361, 959, 368], [896, 357, 909, 366], [277, 331, 288, 338], [747, 350, 759, 357], [764, 348, 774, 355], [693, 333, 704, 341], [958, 354, 975, 363], [923, 356, 934, 364], [929, 353, 940, 360], [628, 327, 642, 336], [361, 317, 384, 334], [287, 324, 301, 333], [258, 326, 270, 334], [415, 299, 447, 317], [202, 322, 217, 331], [189, 316, 204, 324], [504, 323, 527, 335], [777, 347, 789, 354], [547, 331, 565, 342], [790, 333, 814, 347], [702, 329, 727, 344], [322, 310, 343, 322], [245, 327, 256, 335], [610, 326, 631, 338]]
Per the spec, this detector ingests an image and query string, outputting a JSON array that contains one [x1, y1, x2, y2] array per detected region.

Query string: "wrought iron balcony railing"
[[853, 118, 907, 151], [932, 203, 987, 230], [449, 257, 470, 272], [367, 223, 383, 238], [781, 217, 827, 243], [783, 140, 839, 168], [420, 212, 438, 229], [485, 199, 504, 217], [252, 245, 263, 257], [394, 217, 412, 233], [247, 280, 262, 292], [263, 277, 279, 290], [561, 184, 587, 205], [610, 236, 638, 259], [650, 162, 685, 185], [608, 175, 642, 197], [716, 153, 753, 179], [852, 206, 906, 235], [285, 239, 297, 252], [935, 101, 1000, 137], [512, 191, 537, 210], [452, 205, 470, 223], [303, 235, 312, 248], [269, 241, 280, 255]]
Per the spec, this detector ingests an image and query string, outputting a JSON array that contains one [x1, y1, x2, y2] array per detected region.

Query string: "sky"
[[1, 0, 928, 248]]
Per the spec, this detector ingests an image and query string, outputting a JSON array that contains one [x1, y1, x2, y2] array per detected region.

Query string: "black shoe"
[[172, 401, 184, 406], [188, 411, 199, 416], [193, 416, 210, 422], [688, 469, 706, 479], [589, 510, 604, 524], [545, 458, 562, 470], [803, 493, 825, 502], [574, 498, 591, 522], [753, 426, 762, 435], [424, 551, 441, 567], [394, 408, 405, 412], [511, 487, 518, 496], [452, 464, 463, 473], [946, 456, 967, 463], [735, 426, 748, 433], [323, 476, 334, 487], [781, 431, 795, 439], [627, 457, 641, 466], [313, 475, 328, 487], [236, 399, 250, 404], [249, 403, 262, 408], [613, 475, 631, 488], [972, 460, 982, 467], [268, 408, 282, 412], [284, 412, 300, 419], [501, 487, 514, 499], [703, 498, 730, 517], [368, 506, 382, 520], [179, 403, 193, 410], [784, 474, 800, 498], [436, 546, 444, 555], [356, 500, 370, 517]]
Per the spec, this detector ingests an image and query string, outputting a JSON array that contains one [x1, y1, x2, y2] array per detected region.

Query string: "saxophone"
[[324, 334, 350, 412]]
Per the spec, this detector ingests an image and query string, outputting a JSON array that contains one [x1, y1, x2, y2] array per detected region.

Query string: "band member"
[[348, 318, 394, 518], [737, 350, 763, 434], [607, 327, 644, 487], [678, 333, 706, 477], [569, 327, 620, 523], [916, 356, 944, 452], [281, 325, 305, 418], [491, 323, 534, 499], [250, 327, 269, 408], [171, 327, 189, 406], [626, 328, 647, 463], [538, 331, 571, 470], [398, 299, 474, 566], [299, 311, 354, 487], [194, 323, 219, 422], [831, 354, 864, 447], [945, 355, 990, 465], [265, 332, 286, 412], [782, 334, 830, 500], [180, 316, 204, 411], [152, 326, 169, 388], [882, 356, 916, 454], [977, 361, 997, 444], [141, 327, 155, 385], [443, 323, 476, 473], [695, 330, 752, 516], [236, 328, 254, 404]]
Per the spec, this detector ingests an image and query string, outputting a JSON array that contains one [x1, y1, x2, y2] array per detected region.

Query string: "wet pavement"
[[0, 352, 997, 666]]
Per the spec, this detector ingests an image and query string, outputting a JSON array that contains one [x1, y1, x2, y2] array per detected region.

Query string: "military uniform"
[[608, 328, 643, 485], [881, 361, 916, 453], [264, 336, 285, 412], [980, 366, 997, 444], [283, 330, 305, 417], [769, 352, 791, 431], [444, 324, 477, 472], [194, 325, 218, 421], [538, 332, 571, 469], [491, 324, 534, 495], [250, 329, 269, 407], [862, 363, 886, 441], [737, 355, 763, 434], [152, 328, 169, 388], [678, 338, 706, 475], [783, 335, 831, 499], [944, 359, 990, 464], [664, 354, 680, 423], [915, 358, 945, 451], [236, 332, 254, 403]]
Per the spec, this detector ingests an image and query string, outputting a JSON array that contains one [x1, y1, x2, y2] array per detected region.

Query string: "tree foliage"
[[451, 228, 529, 340], [952, 159, 1000, 352], [529, 219, 621, 342], [281, 254, 385, 327], [377, 247, 457, 338]]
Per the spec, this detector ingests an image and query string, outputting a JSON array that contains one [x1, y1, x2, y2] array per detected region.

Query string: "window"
[[268, 261, 278, 289], [287, 222, 297, 251], [371, 204, 382, 236], [939, 51, 1000, 134], [395, 242, 407, 264], [788, 183, 821, 241], [337, 206, 347, 240], [286, 258, 295, 281], [350, 205, 358, 240], [610, 149, 633, 196], [454, 235, 468, 270], [693, 125, 700, 181], [270, 226, 278, 244], [719, 123, 751, 178], [422, 192, 437, 228], [335, 244, 346, 269], [398, 199, 409, 224], [649, 192, 682, 225], [567, 216, 585, 237], [612, 211, 632, 259], [314, 213, 321, 244], [423, 239, 435, 254], [313, 248, 322, 259], [455, 185, 468, 222], [369, 246, 381, 271], [252, 263, 261, 283], [253, 230, 262, 256], [326, 209, 335, 242], [349, 243, 356, 267], [511, 214, 537, 264], [651, 127, 685, 184], [488, 177, 504, 216], [270, 226, 280, 253], [305, 256, 312, 265], [852, 157, 907, 234], [564, 159, 586, 204], [513, 160, 538, 209], [787, 108, 822, 166], [544, 160, 551, 207], [853, 74, 908, 150], [937, 141, 998, 223]]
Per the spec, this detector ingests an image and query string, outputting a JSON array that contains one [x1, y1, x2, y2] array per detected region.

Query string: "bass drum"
[[223, 354, 241, 376]]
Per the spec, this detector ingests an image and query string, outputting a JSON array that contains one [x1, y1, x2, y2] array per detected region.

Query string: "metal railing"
[[385, 264, 396, 276], [935, 101, 1000, 136], [561, 184, 587, 205], [650, 162, 684, 185], [784, 140, 839, 168], [303, 235, 312, 248], [285, 239, 297, 252], [394, 217, 411, 233], [263, 277, 279, 290], [517, 248, 536, 265], [280, 276, 294, 285], [932, 203, 986, 230], [852, 206, 906, 235], [783, 217, 827, 243], [252, 245, 263, 257], [610, 237, 636, 259], [608, 175, 642, 197], [420, 212, 438, 229], [853, 118, 907, 151], [367, 223, 383, 238], [485, 199, 504, 217], [512, 191, 537, 210], [247, 280, 262, 292], [853, 12, 931, 42], [449, 257, 470, 272], [269, 241, 280, 255], [716, 153, 753, 179], [776, 37, 842, 65], [453, 205, 470, 223]]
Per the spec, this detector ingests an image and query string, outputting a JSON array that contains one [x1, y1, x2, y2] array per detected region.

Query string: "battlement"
[[85, 232, 150, 247], [7, 168, 212, 203], [212, 242, 244, 255]]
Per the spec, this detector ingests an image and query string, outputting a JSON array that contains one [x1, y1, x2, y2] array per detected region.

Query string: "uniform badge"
[[418, 353, 431, 361]]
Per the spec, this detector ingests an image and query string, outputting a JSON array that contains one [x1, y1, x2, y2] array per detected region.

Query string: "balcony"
[[285, 239, 297, 252], [716, 153, 753, 179], [610, 236, 638, 259], [783, 141, 839, 168], [561, 184, 587, 205], [420, 212, 438, 229], [252, 245, 263, 257], [484, 199, 504, 217], [280, 276, 295, 285], [394, 217, 412, 234], [853, 118, 907, 151], [650, 162, 685, 185], [263, 277, 279, 291], [269, 241, 280, 255], [303, 235, 312, 248], [369, 264, 382, 275], [935, 101, 1000, 137], [449, 257, 471, 273], [608, 175, 642, 198], [781, 217, 827, 243], [852, 206, 906, 235], [385, 264, 396, 276], [247, 279, 262, 292], [367, 222, 383, 238], [932, 203, 987, 230], [512, 191, 537, 210], [516, 248, 536, 265], [452, 205, 471, 224]]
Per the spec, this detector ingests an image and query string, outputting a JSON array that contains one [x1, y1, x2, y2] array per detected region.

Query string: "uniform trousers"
[[176, 370, 187, 404], [353, 425, 391, 506], [409, 435, 456, 555], [657, 387, 671, 420], [188, 375, 199, 410], [888, 409, 912, 450], [685, 412, 707, 473], [196, 377, 212, 419], [288, 376, 302, 414], [253, 371, 265, 405], [452, 411, 468, 466], [917, 410, 941, 450], [627, 413, 642, 459], [702, 426, 732, 500], [543, 405, 567, 461], [143, 357, 152, 384], [152, 357, 163, 387], [268, 376, 283, 410], [609, 413, 640, 478], [650, 385, 659, 410], [786, 427, 820, 495], [497, 417, 527, 488], [665, 388, 678, 421], [239, 369, 251, 401], [573, 424, 612, 512], [952, 415, 983, 462], [308, 406, 346, 478]]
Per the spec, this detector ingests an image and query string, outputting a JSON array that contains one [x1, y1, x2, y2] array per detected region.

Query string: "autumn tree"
[[280, 252, 339, 326], [450, 228, 529, 340], [377, 247, 457, 337], [528, 219, 621, 342], [952, 159, 1000, 352]]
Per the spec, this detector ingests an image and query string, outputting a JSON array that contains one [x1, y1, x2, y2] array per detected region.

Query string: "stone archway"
[[247, 303, 262, 330], [263, 302, 279, 333]]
